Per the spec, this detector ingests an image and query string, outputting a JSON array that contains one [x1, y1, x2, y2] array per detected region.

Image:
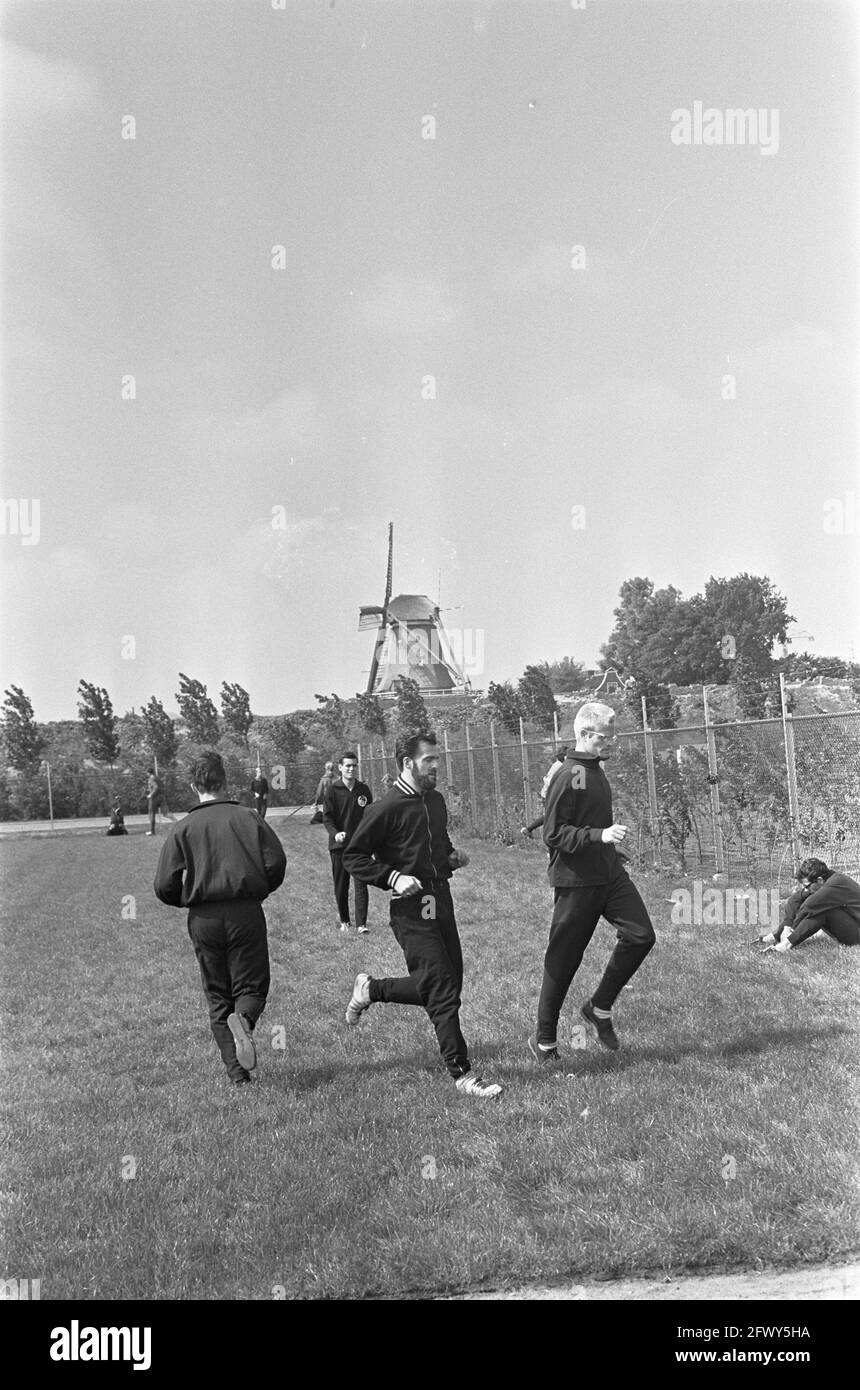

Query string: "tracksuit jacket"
[[779, 872, 860, 946], [542, 752, 625, 887], [322, 779, 373, 851], [343, 776, 457, 892], [153, 798, 286, 907]]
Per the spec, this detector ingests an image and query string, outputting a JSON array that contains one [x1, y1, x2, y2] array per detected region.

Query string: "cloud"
[[1, 43, 99, 121], [493, 242, 621, 300], [356, 272, 459, 335], [175, 389, 328, 464], [727, 325, 853, 395], [229, 508, 350, 587]]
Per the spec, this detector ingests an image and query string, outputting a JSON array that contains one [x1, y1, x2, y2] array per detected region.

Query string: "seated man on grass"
[[762, 857, 860, 952]]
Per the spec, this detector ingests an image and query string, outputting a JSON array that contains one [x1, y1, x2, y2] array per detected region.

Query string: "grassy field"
[[1, 823, 858, 1301]]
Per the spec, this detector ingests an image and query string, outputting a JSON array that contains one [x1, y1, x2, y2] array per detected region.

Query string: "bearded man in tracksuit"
[[154, 751, 287, 1086], [342, 731, 502, 1099], [761, 857, 860, 951], [530, 702, 655, 1064], [322, 751, 372, 933]]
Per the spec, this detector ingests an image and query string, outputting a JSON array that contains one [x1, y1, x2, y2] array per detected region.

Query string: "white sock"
[[538, 1041, 557, 1051], [592, 1005, 611, 1019]]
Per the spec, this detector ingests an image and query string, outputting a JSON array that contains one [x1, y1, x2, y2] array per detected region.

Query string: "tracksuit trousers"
[[187, 899, 270, 1078], [330, 851, 369, 926], [368, 879, 471, 1078], [537, 872, 655, 1045]]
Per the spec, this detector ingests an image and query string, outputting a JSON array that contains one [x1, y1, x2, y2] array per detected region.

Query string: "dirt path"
[[442, 1259, 860, 1300]]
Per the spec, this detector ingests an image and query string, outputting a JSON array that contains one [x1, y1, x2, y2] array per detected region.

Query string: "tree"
[[313, 693, 349, 748], [141, 697, 178, 766], [176, 673, 220, 744], [221, 682, 253, 743], [702, 574, 794, 679], [601, 573, 794, 687], [486, 680, 522, 735], [1, 685, 45, 772], [355, 691, 388, 737], [391, 676, 430, 739], [730, 656, 773, 720], [536, 656, 590, 695], [518, 664, 557, 731], [266, 716, 304, 762], [77, 680, 120, 765]]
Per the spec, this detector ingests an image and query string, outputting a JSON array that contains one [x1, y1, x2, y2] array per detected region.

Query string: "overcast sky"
[[2, 0, 857, 721]]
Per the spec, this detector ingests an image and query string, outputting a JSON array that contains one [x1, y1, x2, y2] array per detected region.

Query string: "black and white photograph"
[[1, 0, 858, 1348]]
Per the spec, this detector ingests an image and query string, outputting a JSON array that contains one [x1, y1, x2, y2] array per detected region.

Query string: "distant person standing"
[[323, 752, 373, 933], [251, 763, 269, 820], [153, 750, 286, 1086], [145, 768, 167, 835], [310, 761, 335, 825]]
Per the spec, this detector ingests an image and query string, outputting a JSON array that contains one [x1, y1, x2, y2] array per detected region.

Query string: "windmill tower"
[[358, 524, 470, 696]]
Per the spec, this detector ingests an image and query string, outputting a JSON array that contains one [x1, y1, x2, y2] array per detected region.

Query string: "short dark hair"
[[339, 751, 358, 765], [796, 857, 830, 883], [190, 750, 227, 792], [395, 730, 437, 769]]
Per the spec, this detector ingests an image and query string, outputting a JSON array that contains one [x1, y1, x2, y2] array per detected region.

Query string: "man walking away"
[[530, 703, 655, 1066], [323, 752, 373, 933], [153, 751, 287, 1086], [310, 761, 335, 825], [343, 731, 502, 1099]]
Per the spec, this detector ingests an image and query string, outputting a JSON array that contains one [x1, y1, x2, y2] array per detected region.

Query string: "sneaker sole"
[[227, 1014, 257, 1070]]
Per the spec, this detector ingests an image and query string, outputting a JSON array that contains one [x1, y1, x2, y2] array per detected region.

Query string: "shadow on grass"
[[283, 1053, 443, 1093]]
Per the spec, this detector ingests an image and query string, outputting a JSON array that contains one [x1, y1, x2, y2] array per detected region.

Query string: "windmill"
[[358, 523, 470, 696]]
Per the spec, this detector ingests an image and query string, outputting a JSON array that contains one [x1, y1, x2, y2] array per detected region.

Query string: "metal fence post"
[[641, 697, 661, 865], [780, 673, 800, 869], [702, 686, 726, 876], [464, 721, 477, 833], [490, 720, 502, 805], [519, 717, 531, 818], [356, 741, 362, 781], [553, 709, 560, 749], [45, 760, 55, 830], [443, 728, 453, 786]]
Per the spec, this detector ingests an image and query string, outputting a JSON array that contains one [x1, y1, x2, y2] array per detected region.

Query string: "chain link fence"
[[356, 711, 860, 893], [4, 712, 858, 894]]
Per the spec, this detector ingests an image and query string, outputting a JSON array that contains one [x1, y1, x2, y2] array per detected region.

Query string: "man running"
[[761, 858, 860, 951], [342, 731, 502, 1099], [154, 750, 286, 1086], [323, 751, 373, 933], [530, 702, 655, 1064]]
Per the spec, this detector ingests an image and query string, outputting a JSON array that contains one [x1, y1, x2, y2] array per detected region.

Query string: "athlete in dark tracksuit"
[[154, 768, 286, 1084], [342, 764, 498, 1090], [537, 751, 655, 1049], [768, 864, 860, 949], [323, 771, 373, 929]]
